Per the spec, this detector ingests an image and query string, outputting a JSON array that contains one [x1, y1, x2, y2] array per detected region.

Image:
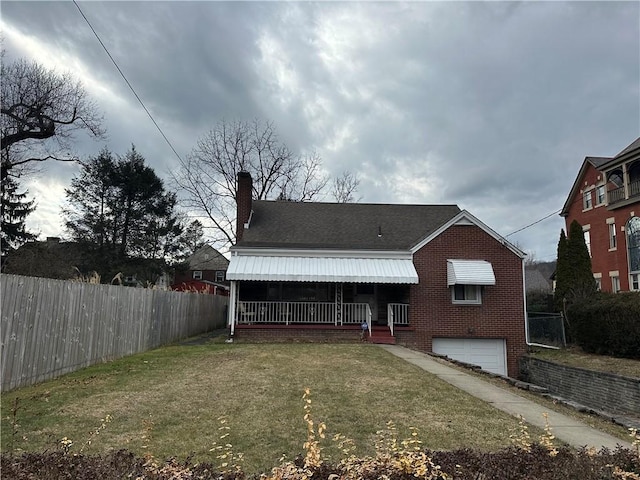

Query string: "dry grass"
[[1, 343, 546, 474], [530, 346, 640, 379]]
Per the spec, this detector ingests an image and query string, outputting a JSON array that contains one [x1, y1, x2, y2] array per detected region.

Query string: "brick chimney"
[[236, 171, 253, 243]]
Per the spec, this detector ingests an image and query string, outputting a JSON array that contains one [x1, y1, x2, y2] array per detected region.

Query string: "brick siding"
[[407, 225, 527, 377], [520, 356, 640, 416], [235, 324, 364, 343], [564, 162, 638, 292]]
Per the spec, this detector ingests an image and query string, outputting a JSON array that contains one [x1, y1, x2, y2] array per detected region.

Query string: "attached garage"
[[432, 338, 507, 376]]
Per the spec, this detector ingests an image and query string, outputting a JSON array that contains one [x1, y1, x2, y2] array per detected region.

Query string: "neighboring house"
[[560, 137, 640, 292], [226, 172, 527, 377], [171, 245, 229, 295], [525, 267, 552, 294]]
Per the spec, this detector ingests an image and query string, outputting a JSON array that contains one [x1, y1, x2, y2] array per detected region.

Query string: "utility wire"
[[72, 0, 184, 164], [505, 209, 562, 237]]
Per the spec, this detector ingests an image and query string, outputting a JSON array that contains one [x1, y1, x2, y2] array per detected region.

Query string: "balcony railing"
[[608, 186, 625, 204], [236, 301, 371, 326], [608, 179, 640, 205]]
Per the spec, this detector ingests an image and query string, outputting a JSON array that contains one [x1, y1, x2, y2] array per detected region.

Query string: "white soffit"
[[227, 255, 419, 283], [447, 260, 496, 286]]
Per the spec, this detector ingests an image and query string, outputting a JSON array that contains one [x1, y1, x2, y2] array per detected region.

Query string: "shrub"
[[568, 292, 640, 358]]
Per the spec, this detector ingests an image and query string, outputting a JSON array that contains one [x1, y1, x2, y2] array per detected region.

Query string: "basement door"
[[432, 338, 507, 376]]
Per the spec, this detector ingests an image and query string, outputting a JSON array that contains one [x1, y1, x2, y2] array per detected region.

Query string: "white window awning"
[[447, 259, 495, 286], [227, 255, 419, 284]]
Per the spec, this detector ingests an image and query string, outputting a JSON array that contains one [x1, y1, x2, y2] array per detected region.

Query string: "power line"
[[72, 0, 184, 164], [505, 209, 562, 237]]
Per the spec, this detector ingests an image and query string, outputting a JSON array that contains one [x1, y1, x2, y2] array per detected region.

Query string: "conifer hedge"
[[567, 292, 640, 359]]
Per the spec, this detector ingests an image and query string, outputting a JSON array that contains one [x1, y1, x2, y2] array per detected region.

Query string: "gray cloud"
[[2, 1, 638, 261]]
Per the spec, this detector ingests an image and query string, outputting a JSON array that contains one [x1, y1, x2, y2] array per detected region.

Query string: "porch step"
[[369, 327, 396, 344], [369, 335, 396, 345]]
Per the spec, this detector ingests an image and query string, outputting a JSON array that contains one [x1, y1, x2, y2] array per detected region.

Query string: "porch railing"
[[387, 303, 409, 336], [236, 301, 370, 326]]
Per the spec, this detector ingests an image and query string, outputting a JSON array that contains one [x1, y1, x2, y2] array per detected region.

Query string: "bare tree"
[[172, 119, 328, 247], [332, 170, 361, 203], [1, 57, 104, 180]]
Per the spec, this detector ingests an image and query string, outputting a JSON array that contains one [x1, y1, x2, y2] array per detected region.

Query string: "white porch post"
[[229, 281, 238, 336]]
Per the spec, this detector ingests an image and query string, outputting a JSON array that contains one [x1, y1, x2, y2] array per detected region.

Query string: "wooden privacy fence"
[[1, 274, 229, 392]]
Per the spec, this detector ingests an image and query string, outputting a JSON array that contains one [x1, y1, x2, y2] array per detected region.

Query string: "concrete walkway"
[[381, 345, 632, 451]]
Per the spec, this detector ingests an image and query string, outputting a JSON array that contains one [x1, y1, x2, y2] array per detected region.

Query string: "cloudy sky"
[[2, 1, 638, 260]]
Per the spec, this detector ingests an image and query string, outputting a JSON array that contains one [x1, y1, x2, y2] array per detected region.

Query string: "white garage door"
[[432, 338, 507, 376]]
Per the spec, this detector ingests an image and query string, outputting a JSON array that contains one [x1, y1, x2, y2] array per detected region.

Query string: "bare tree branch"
[[172, 119, 330, 249], [1, 57, 104, 180], [332, 170, 361, 203]]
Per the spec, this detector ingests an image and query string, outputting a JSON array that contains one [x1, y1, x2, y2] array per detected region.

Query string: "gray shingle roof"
[[188, 245, 229, 270], [586, 156, 612, 168], [613, 137, 640, 159], [237, 201, 461, 250]]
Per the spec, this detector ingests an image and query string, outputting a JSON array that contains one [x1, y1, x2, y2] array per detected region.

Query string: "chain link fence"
[[527, 312, 566, 348]]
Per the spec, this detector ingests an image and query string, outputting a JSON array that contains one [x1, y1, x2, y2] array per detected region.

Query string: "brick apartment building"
[[225, 172, 527, 377], [561, 137, 640, 292]]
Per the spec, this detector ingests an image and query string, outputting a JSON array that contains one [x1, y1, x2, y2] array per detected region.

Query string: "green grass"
[[3, 342, 547, 474], [530, 346, 640, 379]]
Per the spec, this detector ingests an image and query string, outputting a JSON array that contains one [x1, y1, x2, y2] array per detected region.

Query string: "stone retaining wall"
[[519, 356, 640, 417]]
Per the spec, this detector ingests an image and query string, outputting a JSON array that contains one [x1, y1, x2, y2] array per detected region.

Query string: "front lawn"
[[2, 343, 547, 474]]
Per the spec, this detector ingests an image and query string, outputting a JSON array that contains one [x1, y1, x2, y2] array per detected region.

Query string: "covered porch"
[[226, 251, 418, 340]]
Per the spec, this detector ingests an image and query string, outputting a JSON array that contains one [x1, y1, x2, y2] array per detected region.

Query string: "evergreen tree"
[[553, 229, 569, 311], [1, 175, 36, 256], [554, 221, 597, 310], [64, 145, 183, 281], [566, 219, 597, 299], [64, 147, 118, 248]]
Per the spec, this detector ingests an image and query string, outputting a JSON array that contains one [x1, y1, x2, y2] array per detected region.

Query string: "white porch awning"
[[227, 255, 419, 284], [447, 259, 495, 286]]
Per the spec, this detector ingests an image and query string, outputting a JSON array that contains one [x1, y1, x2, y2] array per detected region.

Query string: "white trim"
[[230, 247, 413, 260], [410, 210, 526, 258]]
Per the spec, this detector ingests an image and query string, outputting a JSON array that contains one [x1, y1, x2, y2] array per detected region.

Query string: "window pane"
[[454, 285, 465, 300], [627, 217, 640, 272], [465, 285, 478, 300], [609, 223, 617, 249]]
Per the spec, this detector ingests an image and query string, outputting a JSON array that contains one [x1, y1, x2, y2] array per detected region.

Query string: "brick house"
[[226, 172, 527, 377], [560, 137, 640, 292], [172, 244, 230, 295]]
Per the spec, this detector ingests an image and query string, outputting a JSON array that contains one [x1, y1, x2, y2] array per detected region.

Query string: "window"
[[609, 223, 617, 249], [627, 217, 640, 291], [193, 270, 203, 280], [583, 229, 591, 257], [583, 190, 593, 210], [596, 185, 605, 205], [593, 273, 602, 291], [215, 270, 225, 282], [452, 285, 482, 305], [611, 275, 620, 293]]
